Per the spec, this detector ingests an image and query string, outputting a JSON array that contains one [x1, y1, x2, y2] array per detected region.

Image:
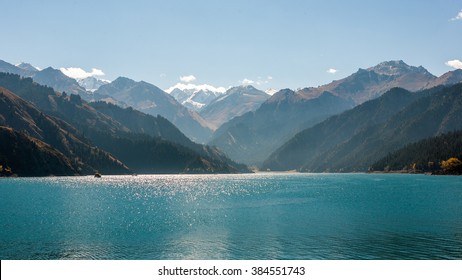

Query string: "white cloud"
[[165, 83, 226, 94], [450, 10, 462, 21], [240, 76, 274, 86], [445, 59, 462, 69], [159, 73, 167, 78], [60, 67, 105, 79], [326, 68, 338, 74], [165, 74, 226, 94], [180, 75, 196, 83], [241, 78, 255, 85]]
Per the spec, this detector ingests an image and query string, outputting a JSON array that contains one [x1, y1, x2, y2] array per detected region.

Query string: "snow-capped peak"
[[265, 88, 278, 95], [77, 76, 110, 92], [166, 83, 226, 111], [165, 83, 226, 94]]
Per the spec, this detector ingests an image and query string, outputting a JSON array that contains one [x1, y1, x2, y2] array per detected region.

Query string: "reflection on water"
[[0, 173, 461, 259]]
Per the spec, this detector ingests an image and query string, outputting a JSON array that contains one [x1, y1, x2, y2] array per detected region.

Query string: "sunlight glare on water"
[[0, 173, 461, 259]]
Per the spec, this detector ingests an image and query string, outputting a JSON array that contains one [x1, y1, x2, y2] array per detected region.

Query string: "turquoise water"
[[0, 173, 461, 259]]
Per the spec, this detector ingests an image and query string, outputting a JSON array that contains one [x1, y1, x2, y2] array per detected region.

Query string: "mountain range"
[[209, 61, 462, 166], [2, 58, 462, 176], [297, 60, 438, 103], [0, 72, 249, 175], [169, 87, 224, 111], [0, 60, 90, 98], [94, 77, 213, 143], [263, 83, 462, 172], [0, 59, 272, 144], [209, 90, 354, 165]]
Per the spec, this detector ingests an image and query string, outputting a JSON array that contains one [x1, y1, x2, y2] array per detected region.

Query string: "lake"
[[0, 173, 461, 259]]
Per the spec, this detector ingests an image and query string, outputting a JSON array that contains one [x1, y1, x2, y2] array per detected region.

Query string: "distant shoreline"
[[3, 169, 462, 178]]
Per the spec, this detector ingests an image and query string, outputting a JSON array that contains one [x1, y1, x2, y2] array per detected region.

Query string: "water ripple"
[[1, 173, 462, 259]]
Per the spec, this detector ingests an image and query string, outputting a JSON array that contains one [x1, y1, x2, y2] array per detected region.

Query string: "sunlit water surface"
[[0, 173, 461, 259]]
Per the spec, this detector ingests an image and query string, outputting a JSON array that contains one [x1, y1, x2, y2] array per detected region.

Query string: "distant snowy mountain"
[[167, 84, 225, 111], [78, 76, 109, 92], [200, 85, 270, 129], [265, 88, 278, 95], [95, 77, 214, 143]]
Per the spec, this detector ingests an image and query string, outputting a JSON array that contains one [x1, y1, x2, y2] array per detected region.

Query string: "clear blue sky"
[[1, 0, 461, 91]]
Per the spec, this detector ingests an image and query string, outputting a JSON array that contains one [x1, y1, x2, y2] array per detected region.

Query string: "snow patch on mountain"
[[77, 76, 110, 92], [166, 83, 226, 111]]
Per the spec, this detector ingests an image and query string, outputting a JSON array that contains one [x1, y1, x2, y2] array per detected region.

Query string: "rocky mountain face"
[[425, 69, 462, 89], [199, 85, 270, 129], [263, 83, 462, 172], [297, 60, 437, 104], [94, 77, 213, 143]]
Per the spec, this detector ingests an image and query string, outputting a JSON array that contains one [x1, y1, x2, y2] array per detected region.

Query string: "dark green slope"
[[0, 87, 129, 175], [0, 126, 77, 176], [88, 132, 245, 174], [263, 84, 462, 172], [262, 87, 427, 171], [371, 130, 462, 173], [89, 101, 249, 173], [315, 83, 462, 172], [90, 101, 192, 145]]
